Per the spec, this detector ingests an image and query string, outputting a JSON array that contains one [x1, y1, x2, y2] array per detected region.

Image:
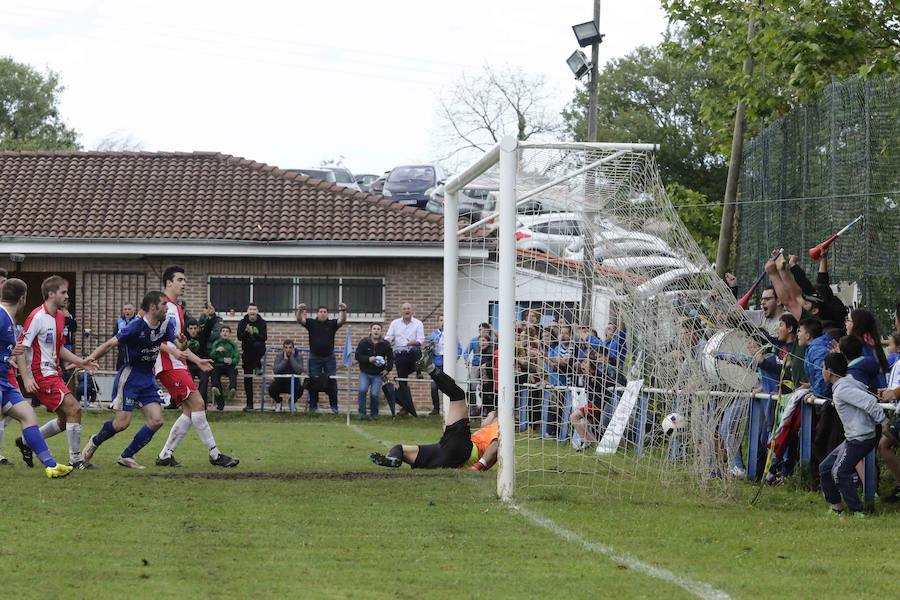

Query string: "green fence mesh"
[[735, 75, 900, 331]]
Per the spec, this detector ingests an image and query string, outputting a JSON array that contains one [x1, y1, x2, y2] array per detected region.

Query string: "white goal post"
[[442, 137, 661, 501]]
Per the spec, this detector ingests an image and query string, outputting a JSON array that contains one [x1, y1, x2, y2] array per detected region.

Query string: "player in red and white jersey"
[[15, 275, 98, 469], [154, 266, 239, 468]]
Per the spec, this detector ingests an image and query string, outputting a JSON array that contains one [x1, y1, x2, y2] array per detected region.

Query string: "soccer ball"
[[661, 412, 686, 435]]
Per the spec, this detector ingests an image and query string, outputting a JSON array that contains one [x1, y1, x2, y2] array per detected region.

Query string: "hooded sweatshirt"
[[831, 375, 888, 442]]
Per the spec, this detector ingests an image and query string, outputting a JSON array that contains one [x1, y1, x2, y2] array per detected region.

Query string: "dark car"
[[425, 184, 497, 223], [383, 164, 447, 209]]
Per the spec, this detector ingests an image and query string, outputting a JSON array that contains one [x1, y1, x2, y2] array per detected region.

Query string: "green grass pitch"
[[1, 411, 898, 599]]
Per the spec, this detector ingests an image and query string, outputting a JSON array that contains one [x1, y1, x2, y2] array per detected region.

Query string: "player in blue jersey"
[[0, 279, 73, 478], [81, 291, 179, 469]]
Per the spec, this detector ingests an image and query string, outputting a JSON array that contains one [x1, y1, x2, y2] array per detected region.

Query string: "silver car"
[[515, 212, 585, 256]]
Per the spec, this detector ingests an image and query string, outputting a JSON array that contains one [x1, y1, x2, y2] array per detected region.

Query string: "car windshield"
[[388, 166, 435, 184]]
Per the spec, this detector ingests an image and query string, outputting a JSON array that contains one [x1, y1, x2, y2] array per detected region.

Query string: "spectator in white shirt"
[[385, 303, 424, 416]]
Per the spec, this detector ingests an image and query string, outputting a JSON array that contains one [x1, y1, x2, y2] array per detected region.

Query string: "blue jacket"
[[463, 336, 481, 367], [805, 333, 833, 399]]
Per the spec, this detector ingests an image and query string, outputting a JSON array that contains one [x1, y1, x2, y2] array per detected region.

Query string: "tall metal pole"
[[581, 0, 601, 328], [442, 189, 459, 417], [715, 5, 758, 278], [497, 136, 518, 502], [587, 0, 601, 141]]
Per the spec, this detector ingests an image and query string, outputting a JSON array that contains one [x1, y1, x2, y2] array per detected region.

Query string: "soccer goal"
[[442, 137, 763, 502]]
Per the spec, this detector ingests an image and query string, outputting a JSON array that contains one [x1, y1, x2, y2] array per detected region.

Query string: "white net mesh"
[[452, 142, 767, 500]]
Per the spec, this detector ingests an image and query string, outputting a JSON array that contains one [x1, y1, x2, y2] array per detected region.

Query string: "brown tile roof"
[[0, 151, 445, 243]]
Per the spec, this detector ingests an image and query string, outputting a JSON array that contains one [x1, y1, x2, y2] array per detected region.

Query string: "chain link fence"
[[735, 75, 900, 331]]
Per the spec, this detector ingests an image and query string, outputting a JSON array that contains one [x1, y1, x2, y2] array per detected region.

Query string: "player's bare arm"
[[59, 346, 99, 373], [15, 352, 37, 393], [183, 348, 214, 373], [86, 335, 120, 362]]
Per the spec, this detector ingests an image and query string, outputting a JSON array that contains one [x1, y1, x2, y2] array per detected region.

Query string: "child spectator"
[[846, 308, 889, 390], [819, 353, 893, 517], [209, 326, 240, 411], [839, 334, 881, 393]]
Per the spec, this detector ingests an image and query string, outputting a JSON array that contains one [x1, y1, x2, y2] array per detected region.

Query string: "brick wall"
[[0, 254, 446, 411]]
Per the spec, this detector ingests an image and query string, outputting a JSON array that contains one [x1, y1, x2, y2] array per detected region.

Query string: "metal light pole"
[[587, 0, 601, 142], [580, 0, 601, 329]]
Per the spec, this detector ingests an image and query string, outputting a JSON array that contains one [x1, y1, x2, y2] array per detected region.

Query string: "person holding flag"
[[296, 302, 347, 414]]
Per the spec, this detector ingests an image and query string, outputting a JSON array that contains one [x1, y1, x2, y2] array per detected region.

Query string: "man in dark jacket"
[[355, 323, 393, 418], [268, 339, 304, 412], [296, 302, 347, 414], [237, 303, 267, 411], [196, 302, 223, 403]]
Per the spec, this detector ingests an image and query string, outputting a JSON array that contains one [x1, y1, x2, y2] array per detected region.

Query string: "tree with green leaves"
[[662, 0, 900, 152], [562, 44, 726, 259], [0, 57, 79, 150]]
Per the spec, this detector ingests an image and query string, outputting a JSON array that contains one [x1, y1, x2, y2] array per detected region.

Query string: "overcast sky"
[[1, 0, 667, 175]]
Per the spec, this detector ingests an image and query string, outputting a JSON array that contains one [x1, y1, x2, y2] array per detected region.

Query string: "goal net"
[[443, 138, 763, 501]]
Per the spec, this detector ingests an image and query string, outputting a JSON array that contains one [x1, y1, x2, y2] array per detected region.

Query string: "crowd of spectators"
[[722, 249, 900, 513]]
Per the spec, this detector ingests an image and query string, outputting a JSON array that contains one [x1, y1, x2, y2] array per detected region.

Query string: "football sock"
[[191, 411, 220, 460], [23, 425, 56, 468], [121, 425, 156, 458], [66, 422, 82, 464], [39, 418, 62, 440], [159, 413, 192, 459], [388, 444, 403, 461], [0, 415, 9, 446], [93, 420, 118, 446]]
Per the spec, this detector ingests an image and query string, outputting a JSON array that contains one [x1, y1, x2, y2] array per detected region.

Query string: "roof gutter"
[[0, 237, 489, 259]]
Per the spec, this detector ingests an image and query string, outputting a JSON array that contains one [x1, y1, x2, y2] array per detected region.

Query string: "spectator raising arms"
[[296, 302, 347, 414], [237, 303, 267, 411]]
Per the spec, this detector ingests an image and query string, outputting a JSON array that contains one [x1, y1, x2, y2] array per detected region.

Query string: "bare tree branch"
[[434, 65, 562, 164]]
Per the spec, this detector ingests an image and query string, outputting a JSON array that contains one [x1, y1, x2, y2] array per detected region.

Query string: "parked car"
[[370, 171, 391, 196], [514, 212, 584, 256], [355, 173, 379, 193], [328, 167, 360, 191], [288, 168, 337, 183], [383, 164, 447, 209], [478, 192, 546, 233], [425, 184, 498, 223]]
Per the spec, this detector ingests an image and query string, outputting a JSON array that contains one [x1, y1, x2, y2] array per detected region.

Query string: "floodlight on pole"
[[566, 50, 591, 80], [571, 20, 604, 47]]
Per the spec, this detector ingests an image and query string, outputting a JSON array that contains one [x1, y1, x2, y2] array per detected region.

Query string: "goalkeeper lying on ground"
[[370, 343, 499, 471]]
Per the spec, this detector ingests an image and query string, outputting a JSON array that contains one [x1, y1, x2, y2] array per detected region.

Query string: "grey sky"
[[0, 0, 666, 175]]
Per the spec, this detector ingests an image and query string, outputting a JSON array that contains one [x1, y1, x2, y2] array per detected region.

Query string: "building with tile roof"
[[0, 151, 486, 409]]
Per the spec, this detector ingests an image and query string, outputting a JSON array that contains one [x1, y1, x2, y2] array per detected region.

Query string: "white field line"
[[510, 504, 731, 600], [346, 423, 730, 600]]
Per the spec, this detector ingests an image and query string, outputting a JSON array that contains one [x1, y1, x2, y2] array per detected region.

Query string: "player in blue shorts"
[[0, 279, 72, 478], [81, 291, 178, 469]]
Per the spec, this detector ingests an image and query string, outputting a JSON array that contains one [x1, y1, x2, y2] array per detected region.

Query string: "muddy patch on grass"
[[148, 470, 458, 482]]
